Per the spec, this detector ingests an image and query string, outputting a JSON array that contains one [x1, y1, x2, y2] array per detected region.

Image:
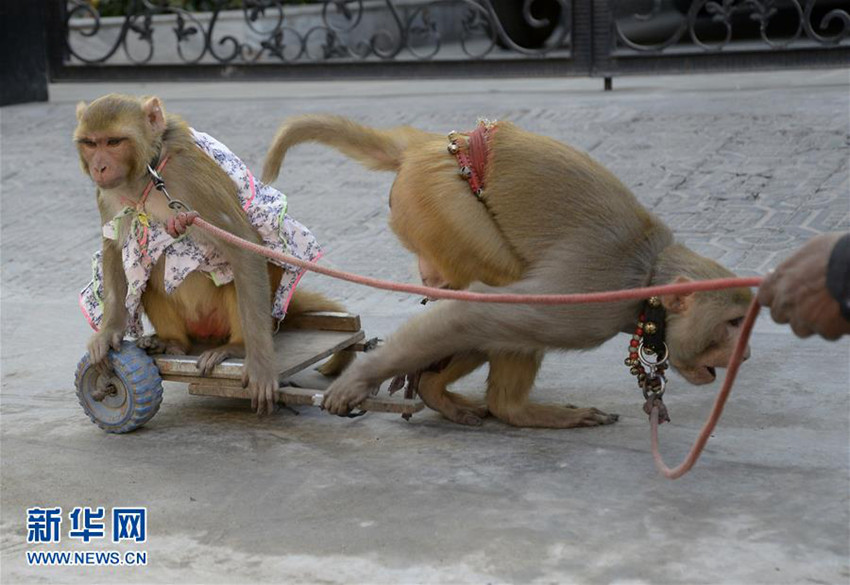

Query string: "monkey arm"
[[221, 238, 278, 415], [322, 301, 482, 414], [86, 240, 129, 367], [153, 136, 288, 413], [99, 239, 129, 333], [188, 200, 279, 414]]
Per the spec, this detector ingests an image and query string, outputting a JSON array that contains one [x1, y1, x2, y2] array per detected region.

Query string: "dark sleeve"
[[826, 233, 850, 321]]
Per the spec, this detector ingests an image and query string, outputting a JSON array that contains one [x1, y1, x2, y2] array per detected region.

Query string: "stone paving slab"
[[1, 69, 848, 584]]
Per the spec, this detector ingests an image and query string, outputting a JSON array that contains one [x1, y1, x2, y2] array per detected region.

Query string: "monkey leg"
[[140, 288, 191, 356], [137, 335, 188, 356], [322, 300, 493, 415], [486, 351, 618, 429], [418, 352, 488, 426], [321, 273, 624, 420], [196, 285, 246, 377], [197, 343, 246, 376], [389, 166, 526, 290]]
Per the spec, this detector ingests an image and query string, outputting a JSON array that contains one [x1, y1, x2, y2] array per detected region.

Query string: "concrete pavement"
[[1, 69, 849, 584]]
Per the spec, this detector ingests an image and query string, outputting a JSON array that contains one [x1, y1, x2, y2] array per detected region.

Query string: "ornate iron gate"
[[46, 0, 850, 81]]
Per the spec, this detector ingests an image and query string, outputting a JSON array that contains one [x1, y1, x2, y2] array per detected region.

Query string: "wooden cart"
[[74, 312, 423, 433]]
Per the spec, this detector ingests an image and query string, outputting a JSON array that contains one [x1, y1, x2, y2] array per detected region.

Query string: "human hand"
[[758, 233, 850, 340]]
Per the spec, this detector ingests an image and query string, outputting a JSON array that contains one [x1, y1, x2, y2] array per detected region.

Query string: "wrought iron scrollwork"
[[803, 0, 850, 44], [614, 0, 849, 53], [64, 0, 571, 65], [62, 0, 848, 67]]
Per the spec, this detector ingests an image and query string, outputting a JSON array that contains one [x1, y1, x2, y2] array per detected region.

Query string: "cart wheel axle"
[[75, 341, 163, 433]]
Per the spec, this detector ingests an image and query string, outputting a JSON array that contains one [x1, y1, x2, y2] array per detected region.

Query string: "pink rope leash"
[[188, 214, 764, 479], [193, 217, 761, 304], [650, 297, 760, 478]]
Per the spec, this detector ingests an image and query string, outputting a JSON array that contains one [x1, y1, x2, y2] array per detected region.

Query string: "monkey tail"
[[262, 114, 425, 183], [286, 288, 348, 315]]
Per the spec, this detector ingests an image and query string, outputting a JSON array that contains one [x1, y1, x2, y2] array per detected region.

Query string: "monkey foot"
[[494, 404, 619, 429], [197, 343, 245, 377], [137, 335, 187, 356], [444, 406, 487, 427], [569, 407, 619, 427], [415, 366, 489, 426], [425, 394, 488, 427]]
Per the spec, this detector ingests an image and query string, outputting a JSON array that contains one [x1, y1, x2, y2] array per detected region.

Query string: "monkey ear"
[[661, 276, 694, 314], [142, 97, 166, 134], [75, 101, 87, 121]]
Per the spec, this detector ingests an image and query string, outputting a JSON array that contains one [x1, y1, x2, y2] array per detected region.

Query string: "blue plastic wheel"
[[75, 341, 163, 433]]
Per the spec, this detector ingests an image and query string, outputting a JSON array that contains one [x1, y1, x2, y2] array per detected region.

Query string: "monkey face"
[[74, 94, 166, 191], [77, 134, 136, 190], [665, 295, 751, 385]]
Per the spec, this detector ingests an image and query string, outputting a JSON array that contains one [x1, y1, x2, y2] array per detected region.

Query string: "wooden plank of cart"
[[74, 312, 423, 433]]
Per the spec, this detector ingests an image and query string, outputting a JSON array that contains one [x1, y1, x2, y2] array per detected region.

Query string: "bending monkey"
[[75, 95, 351, 415], [262, 115, 753, 429]]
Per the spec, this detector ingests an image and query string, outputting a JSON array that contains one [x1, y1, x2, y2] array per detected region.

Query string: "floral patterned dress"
[[80, 130, 322, 339]]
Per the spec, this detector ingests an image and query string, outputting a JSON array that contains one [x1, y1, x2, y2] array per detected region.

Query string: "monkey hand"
[[166, 211, 200, 238], [242, 360, 278, 416], [87, 328, 124, 374], [322, 364, 379, 416]]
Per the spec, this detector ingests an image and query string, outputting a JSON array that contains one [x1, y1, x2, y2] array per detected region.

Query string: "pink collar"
[[140, 154, 170, 205], [448, 121, 495, 200], [121, 154, 170, 210]]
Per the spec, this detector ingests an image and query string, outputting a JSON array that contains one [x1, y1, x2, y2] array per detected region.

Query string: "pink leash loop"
[[650, 297, 760, 479]]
